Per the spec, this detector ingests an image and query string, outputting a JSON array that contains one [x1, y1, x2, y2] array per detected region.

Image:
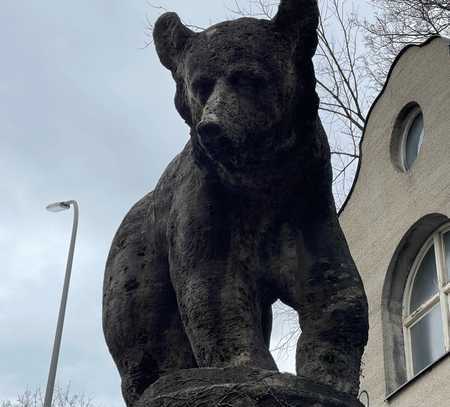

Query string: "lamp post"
[[43, 200, 79, 407]]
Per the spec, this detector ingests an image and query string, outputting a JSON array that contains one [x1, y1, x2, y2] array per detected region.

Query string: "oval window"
[[402, 109, 425, 171]]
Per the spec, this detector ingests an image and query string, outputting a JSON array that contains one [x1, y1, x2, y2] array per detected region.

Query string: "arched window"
[[403, 224, 450, 378], [382, 214, 450, 396]]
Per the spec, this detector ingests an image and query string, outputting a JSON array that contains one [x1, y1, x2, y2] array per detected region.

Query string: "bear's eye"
[[191, 77, 215, 103]]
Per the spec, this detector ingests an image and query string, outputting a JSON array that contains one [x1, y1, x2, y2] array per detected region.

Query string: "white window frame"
[[399, 106, 425, 172], [403, 223, 450, 379]]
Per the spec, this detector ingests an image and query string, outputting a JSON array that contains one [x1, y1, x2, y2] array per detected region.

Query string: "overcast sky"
[[0, 1, 373, 406]]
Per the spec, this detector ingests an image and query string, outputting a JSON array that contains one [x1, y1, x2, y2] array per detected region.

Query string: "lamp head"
[[46, 201, 71, 212]]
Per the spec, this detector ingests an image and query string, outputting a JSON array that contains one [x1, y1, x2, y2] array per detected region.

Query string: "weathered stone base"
[[135, 368, 363, 407]]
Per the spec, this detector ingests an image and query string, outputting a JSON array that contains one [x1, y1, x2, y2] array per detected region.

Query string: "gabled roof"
[[338, 35, 449, 216]]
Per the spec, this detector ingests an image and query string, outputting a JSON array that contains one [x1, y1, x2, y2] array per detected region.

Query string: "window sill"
[[385, 350, 450, 402]]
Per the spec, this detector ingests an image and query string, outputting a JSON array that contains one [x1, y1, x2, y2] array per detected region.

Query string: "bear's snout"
[[196, 118, 234, 160]]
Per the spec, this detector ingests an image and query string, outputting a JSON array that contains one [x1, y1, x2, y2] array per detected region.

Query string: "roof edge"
[[338, 35, 448, 217]]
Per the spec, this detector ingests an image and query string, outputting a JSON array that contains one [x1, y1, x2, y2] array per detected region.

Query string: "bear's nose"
[[197, 121, 222, 139]]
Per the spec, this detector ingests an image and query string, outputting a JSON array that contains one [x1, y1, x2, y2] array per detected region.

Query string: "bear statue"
[[103, 1, 368, 406]]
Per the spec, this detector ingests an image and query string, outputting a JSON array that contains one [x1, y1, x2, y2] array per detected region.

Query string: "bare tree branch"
[[362, 0, 450, 90], [1, 385, 95, 407]]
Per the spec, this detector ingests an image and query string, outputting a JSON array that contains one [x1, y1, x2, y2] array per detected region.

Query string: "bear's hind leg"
[[105, 256, 197, 407], [117, 297, 197, 407], [103, 199, 196, 407]]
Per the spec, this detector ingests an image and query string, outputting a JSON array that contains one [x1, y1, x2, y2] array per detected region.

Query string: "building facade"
[[339, 37, 450, 406]]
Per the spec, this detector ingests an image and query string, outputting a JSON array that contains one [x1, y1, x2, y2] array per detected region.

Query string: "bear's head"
[[154, 0, 320, 186]]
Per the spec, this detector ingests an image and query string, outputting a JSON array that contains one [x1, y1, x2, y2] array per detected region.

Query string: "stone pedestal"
[[135, 368, 363, 407]]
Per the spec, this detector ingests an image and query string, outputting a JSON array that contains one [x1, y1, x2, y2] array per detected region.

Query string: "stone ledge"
[[135, 368, 363, 407]]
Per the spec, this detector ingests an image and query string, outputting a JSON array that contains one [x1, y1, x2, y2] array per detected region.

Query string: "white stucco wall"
[[339, 37, 450, 407]]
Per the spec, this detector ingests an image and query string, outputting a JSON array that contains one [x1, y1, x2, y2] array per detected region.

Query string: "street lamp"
[[43, 200, 79, 407]]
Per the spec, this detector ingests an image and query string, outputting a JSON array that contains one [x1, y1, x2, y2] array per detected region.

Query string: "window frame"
[[399, 106, 425, 172], [402, 223, 450, 379]]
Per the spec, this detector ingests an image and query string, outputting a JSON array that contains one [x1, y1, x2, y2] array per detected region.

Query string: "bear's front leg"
[[171, 256, 277, 370], [294, 202, 369, 396], [167, 182, 277, 371]]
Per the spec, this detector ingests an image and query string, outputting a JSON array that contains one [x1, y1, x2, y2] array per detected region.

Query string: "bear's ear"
[[272, 0, 319, 58], [153, 12, 195, 72]]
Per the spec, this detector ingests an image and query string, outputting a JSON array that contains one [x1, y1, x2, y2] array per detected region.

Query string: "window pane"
[[405, 112, 424, 170], [410, 304, 445, 375], [410, 246, 439, 312], [444, 232, 450, 282]]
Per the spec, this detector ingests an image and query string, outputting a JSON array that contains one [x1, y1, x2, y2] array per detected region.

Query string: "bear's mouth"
[[194, 125, 298, 176]]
